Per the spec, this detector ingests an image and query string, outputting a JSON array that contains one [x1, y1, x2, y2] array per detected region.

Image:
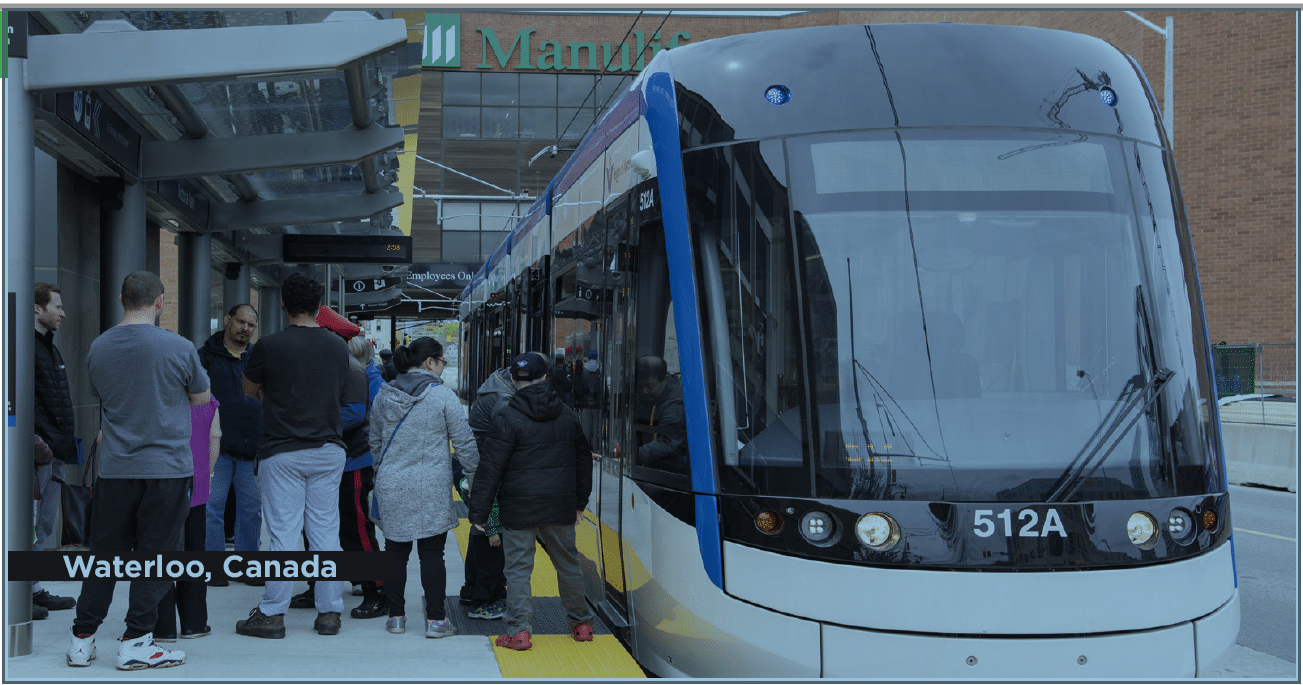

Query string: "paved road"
[[1200, 484, 1298, 679]]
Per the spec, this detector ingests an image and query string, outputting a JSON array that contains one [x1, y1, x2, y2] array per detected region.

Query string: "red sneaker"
[[572, 624, 594, 642], [495, 630, 532, 651]]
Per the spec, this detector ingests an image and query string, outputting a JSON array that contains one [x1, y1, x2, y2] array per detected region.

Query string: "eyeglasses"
[[435, 358, 447, 364]]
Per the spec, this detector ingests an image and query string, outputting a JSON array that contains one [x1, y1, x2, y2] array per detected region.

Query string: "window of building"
[[482, 72, 519, 106]]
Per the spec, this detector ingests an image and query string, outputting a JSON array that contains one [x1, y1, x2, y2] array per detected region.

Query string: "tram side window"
[[633, 229, 688, 480]]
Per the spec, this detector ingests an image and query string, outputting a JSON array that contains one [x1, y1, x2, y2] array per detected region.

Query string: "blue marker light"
[[1098, 87, 1118, 107], [765, 85, 791, 106]]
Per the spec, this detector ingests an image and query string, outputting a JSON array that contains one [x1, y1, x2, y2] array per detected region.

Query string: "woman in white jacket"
[[368, 337, 478, 638]]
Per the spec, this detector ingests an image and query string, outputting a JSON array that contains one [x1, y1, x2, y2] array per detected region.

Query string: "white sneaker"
[[425, 618, 457, 638], [116, 633, 184, 670], [67, 633, 95, 667]]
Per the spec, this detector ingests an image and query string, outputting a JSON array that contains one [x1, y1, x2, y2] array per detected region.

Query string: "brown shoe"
[[314, 612, 341, 636], [235, 607, 285, 639]]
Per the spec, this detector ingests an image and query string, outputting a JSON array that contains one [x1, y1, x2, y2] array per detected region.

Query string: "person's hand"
[[473, 523, 486, 533], [591, 451, 601, 461], [575, 510, 584, 526], [488, 534, 501, 548]]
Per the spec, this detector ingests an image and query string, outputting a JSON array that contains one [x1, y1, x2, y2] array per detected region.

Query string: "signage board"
[[424, 13, 460, 67], [406, 263, 479, 290], [55, 90, 142, 176], [345, 276, 402, 294], [153, 179, 210, 231], [282, 235, 413, 265]]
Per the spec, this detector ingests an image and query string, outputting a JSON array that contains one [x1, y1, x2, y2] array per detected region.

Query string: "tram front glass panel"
[[697, 131, 1218, 502]]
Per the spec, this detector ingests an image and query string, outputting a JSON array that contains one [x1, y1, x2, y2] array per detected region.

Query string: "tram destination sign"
[[282, 235, 412, 265]]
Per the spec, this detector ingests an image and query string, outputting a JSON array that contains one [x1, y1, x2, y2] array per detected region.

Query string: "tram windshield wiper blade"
[[1046, 367, 1173, 503]]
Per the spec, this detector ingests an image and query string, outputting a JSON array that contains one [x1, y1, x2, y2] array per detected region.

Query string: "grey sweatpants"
[[33, 462, 67, 594], [501, 524, 594, 636], [256, 444, 348, 616]]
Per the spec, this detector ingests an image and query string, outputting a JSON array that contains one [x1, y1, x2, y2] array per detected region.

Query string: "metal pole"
[[5, 51, 37, 657], [1163, 16, 1174, 146]]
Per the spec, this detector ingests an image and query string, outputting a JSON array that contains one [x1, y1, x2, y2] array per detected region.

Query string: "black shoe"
[[314, 612, 341, 635], [458, 586, 475, 606], [242, 579, 265, 587], [32, 590, 76, 610], [180, 625, 211, 639], [289, 589, 315, 609], [206, 578, 229, 587], [153, 632, 178, 643], [236, 607, 285, 639], [350, 595, 385, 619], [31, 603, 48, 620]]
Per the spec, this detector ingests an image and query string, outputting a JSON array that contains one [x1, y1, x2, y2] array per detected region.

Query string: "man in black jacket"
[[33, 282, 78, 614], [200, 305, 263, 575], [468, 353, 595, 651]]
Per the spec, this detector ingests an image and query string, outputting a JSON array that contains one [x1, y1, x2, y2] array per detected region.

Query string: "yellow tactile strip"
[[451, 489, 644, 677], [493, 634, 646, 679]]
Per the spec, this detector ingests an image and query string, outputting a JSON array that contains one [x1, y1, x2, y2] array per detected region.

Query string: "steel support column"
[[5, 54, 36, 659], [223, 262, 251, 316], [176, 232, 211, 347], [259, 286, 282, 337], [100, 181, 147, 330]]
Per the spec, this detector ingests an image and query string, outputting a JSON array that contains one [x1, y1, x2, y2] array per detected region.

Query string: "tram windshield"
[[691, 131, 1219, 503]]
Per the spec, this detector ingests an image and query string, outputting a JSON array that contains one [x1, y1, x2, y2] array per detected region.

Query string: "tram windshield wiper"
[[1046, 285, 1172, 503]]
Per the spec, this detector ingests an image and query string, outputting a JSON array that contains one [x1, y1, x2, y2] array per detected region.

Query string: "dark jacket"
[[468, 381, 592, 529], [200, 332, 262, 459], [468, 367, 516, 451], [34, 330, 77, 463], [636, 375, 687, 470]]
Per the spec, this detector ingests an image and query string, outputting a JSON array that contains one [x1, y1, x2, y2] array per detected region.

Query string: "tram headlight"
[[855, 512, 900, 551], [755, 510, 785, 535], [799, 510, 836, 545], [1167, 508, 1196, 543], [1126, 512, 1159, 550]]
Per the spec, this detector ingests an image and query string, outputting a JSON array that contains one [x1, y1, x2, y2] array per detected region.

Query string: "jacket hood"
[[508, 381, 564, 422], [373, 369, 442, 422], [392, 367, 443, 397], [584, 359, 599, 373], [476, 367, 516, 398]]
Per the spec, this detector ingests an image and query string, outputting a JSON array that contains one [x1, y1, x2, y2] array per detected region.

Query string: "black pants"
[[463, 533, 506, 604], [72, 477, 190, 639], [304, 466, 384, 596], [384, 533, 447, 621], [154, 503, 207, 636]]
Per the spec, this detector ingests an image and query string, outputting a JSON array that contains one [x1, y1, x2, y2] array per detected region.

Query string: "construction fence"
[[1212, 343, 1296, 399]]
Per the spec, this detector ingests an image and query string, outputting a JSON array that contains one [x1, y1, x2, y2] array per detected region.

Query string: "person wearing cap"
[[378, 348, 397, 383], [468, 352, 596, 651], [550, 350, 573, 405]]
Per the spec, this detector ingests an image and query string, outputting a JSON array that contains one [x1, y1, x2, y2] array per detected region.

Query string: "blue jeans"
[[205, 453, 262, 552]]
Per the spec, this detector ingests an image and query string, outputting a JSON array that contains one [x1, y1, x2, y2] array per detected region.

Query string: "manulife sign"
[[424, 13, 691, 72]]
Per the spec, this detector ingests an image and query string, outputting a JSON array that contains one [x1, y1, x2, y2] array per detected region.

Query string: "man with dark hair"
[[68, 270, 211, 670], [33, 282, 78, 617], [199, 304, 263, 576], [379, 348, 397, 383], [635, 355, 687, 472], [236, 272, 351, 639], [468, 352, 596, 652]]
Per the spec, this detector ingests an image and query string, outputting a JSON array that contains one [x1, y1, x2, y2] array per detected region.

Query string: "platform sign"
[[282, 235, 412, 265], [345, 276, 402, 294]]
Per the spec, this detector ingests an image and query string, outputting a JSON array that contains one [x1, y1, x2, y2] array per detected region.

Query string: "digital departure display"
[[282, 235, 412, 265]]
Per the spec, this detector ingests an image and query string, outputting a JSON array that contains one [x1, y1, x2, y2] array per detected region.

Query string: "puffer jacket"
[[34, 330, 77, 463], [368, 368, 479, 542], [200, 332, 262, 459], [468, 381, 593, 529], [468, 367, 516, 449]]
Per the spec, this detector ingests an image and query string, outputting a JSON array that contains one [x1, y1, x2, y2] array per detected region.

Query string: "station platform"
[[5, 506, 645, 680]]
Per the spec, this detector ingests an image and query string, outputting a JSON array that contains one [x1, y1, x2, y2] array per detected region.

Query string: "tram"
[[458, 23, 1238, 679]]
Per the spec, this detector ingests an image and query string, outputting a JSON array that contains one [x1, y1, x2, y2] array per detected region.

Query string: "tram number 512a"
[[974, 508, 1067, 538]]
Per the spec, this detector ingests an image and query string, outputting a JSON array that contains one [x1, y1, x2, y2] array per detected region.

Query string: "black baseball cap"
[[511, 352, 548, 381]]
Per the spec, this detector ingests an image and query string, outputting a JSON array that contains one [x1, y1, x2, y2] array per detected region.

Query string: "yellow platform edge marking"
[[492, 634, 645, 678], [452, 492, 562, 596]]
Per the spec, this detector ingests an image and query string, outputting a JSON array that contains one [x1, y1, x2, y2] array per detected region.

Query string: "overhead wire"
[[556, 10, 673, 145]]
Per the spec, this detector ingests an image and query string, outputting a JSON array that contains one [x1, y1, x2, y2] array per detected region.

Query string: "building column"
[[259, 286, 282, 337], [176, 232, 212, 347], [223, 262, 251, 314], [5, 53, 37, 657], [99, 180, 147, 330]]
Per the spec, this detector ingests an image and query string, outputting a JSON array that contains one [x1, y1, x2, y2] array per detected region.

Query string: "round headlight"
[[855, 512, 900, 551], [755, 510, 784, 535], [1167, 508, 1195, 543], [1127, 512, 1159, 550], [799, 510, 836, 545]]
